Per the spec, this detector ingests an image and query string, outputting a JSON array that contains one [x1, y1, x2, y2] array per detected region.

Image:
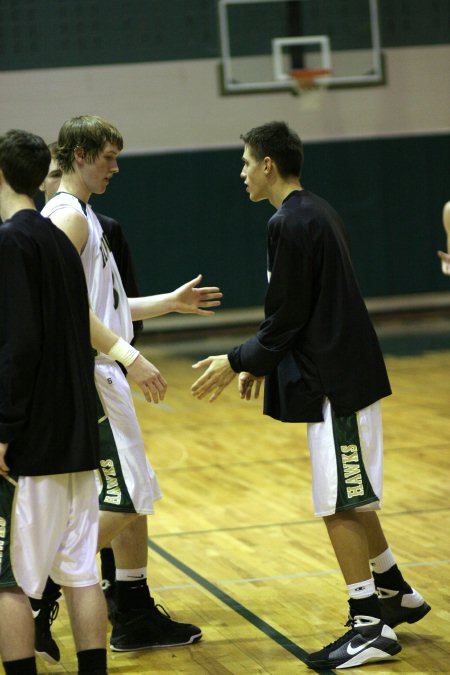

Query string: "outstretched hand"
[[191, 354, 236, 402], [437, 250, 450, 275], [238, 372, 263, 400], [173, 274, 222, 316], [0, 442, 9, 476], [127, 353, 168, 403]]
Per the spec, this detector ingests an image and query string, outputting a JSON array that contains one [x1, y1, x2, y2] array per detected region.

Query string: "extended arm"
[[50, 208, 167, 402], [444, 201, 450, 250], [89, 309, 166, 403], [191, 220, 311, 401], [128, 274, 222, 320], [0, 442, 9, 475], [191, 355, 263, 403], [437, 201, 450, 275], [191, 355, 236, 402], [228, 223, 312, 376]]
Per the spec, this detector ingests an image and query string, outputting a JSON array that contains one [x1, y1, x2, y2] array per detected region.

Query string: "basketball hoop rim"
[[289, 67, 331, 82], [288, 68, 331, 94]]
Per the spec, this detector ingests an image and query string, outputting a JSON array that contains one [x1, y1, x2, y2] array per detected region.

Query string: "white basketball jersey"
[[42, 193, 133, 347]]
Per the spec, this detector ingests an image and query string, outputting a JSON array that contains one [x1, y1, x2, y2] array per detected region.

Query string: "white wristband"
[[107, 337, 140, 368]]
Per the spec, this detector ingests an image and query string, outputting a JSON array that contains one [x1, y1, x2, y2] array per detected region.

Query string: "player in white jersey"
[[40, 115, 222, 654], [42, 192, 162, 517], [39, 147, 146, 644], [47, 192, 134, 341]]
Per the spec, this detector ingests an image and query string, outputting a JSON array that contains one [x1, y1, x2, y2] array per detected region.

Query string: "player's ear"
[[263, 156, 273, 174], [74, 146, 85, 163]]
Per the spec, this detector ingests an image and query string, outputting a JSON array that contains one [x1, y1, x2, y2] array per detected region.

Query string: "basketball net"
[[289, 68, 331, 96]]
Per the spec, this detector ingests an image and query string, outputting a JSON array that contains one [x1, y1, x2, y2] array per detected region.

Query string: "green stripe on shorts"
[[0, 477, 17, 587], [96, 393, 136, 513], [331, 408, 379, 512]]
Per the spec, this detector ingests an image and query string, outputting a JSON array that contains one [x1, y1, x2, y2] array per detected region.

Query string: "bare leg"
[[307, 512, 402, 669], [63, 584, 107, 652], [98, 510, 139, 552], [111, 515, 148, 569], [355, 511, 389, 558], [0, 588, 34, 661], [324, 511, 371, 584]]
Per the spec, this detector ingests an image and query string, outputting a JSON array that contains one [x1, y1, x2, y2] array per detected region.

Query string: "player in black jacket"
[[191, 121, 430, 670], [0, 130, 107, 675]]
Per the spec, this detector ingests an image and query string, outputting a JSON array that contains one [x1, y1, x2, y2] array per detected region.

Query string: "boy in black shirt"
[[191, 121, 430, 670], [0, 130, 107, 675]]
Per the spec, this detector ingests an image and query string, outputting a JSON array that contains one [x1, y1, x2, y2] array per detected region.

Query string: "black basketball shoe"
[[377, 587, 431, 628], [110, 598, 202, 652], [306, 614, 401, 670]]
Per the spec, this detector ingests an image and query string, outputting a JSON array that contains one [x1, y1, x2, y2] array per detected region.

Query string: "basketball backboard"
[[218, 0, 384, 94]]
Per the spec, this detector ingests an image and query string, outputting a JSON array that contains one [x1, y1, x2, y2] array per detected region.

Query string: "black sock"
[[29, 576, 61, 613], [349, 593, 381, 619], [77, 648, 107, 674], [115, 579, 152, 612], [100, 548, 116, 585], [29, 577, 61, 611], [3, 657, 37, 674], [44, 577, 62, 597], [373, 566, 412, 594]]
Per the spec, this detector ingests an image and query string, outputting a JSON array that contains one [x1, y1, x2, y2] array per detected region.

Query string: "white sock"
[[116, 567, 147, 583], [370, 547, 396, 574], [347, 578, 377, 600]]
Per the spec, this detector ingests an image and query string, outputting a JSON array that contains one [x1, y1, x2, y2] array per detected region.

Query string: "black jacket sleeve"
[[228, 215, 313, 375]]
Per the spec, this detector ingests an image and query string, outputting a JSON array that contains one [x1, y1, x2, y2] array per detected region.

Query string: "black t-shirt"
[[0, 210, 99, 475]]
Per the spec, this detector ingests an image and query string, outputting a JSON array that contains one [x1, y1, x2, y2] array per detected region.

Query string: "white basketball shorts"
[[11, 471, 99, 599], [95, 358, 162, 514], [307, 398, 383, 517]]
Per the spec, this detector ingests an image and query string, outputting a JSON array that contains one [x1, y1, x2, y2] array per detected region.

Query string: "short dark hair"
[[240, 121, 304, 178], [56, 115, 123, 173], [48, 141, 58, 159], [0, 129, 50, 197]]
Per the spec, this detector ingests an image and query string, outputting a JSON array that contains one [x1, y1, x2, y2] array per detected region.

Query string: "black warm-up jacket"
[[228, 190, 391, 423]]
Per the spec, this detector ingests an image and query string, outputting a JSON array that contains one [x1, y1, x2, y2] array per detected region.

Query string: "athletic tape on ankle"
[[108, 337, 140, 368]]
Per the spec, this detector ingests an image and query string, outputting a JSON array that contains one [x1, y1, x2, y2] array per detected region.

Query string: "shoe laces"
[[320, 612, 379, 650], [154, 603, 171, 619], [320, 620, 355, 651], [43, 600, 59, 627]]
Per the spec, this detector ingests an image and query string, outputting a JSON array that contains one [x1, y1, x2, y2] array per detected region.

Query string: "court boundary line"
[[148, 538, 335, 675], [149, 506, 450, 540], [148, 558, 450, 593]]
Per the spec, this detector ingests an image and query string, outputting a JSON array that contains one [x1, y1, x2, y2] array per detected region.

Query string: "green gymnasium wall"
[[0, 0, 448, 71], [82, 133, 450, 309]]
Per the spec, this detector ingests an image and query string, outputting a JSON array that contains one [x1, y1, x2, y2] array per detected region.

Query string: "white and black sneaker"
[[378, 587, 431, 628], [306, 615, 401, 670]]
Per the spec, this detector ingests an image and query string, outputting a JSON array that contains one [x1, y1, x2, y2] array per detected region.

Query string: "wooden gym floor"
[[9, 316, 450, 674]]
